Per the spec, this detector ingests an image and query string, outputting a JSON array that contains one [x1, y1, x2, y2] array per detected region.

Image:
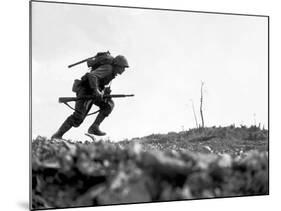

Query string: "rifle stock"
[[59, 94, 134, 103]]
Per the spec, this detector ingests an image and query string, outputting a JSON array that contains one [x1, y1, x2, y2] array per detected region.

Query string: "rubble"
[[32, 132, 268, 209]]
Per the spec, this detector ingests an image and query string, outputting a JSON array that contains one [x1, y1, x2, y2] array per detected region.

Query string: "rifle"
[[68, 56, 96, 68], [68, 51, 110, 68], [59, 94, 134, 103]]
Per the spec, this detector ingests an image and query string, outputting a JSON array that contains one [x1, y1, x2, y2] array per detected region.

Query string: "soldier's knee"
[[100, 109, 111, 117], [101, 101, 114, 117]]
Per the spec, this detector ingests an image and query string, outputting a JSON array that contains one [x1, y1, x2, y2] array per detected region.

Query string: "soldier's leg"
[[51, 99, 93, 139], [51, 117, 73, 139], [88, 99, 114, 136]]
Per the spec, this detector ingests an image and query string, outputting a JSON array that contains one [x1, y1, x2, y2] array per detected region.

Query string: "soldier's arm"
[[87, 65, 113, 94]]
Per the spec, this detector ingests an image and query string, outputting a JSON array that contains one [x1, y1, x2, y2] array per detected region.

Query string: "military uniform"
[[51, 55, 129, 139], [68, 64, 116, 127]]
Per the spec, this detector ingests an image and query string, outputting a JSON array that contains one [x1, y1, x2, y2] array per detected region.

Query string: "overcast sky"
[[31, 2, 268, 142]]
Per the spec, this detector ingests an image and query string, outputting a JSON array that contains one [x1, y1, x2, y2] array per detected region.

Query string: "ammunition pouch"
[[72, 79, 82, 93]]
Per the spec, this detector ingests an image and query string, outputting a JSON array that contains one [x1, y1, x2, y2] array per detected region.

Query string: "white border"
[[1, 0, 279, 211]]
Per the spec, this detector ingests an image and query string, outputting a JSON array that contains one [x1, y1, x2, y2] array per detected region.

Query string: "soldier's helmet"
[[113, 55, 129, 67]]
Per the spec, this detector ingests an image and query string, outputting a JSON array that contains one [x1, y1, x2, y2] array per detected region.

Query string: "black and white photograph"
[[30, 0, 269, 210]]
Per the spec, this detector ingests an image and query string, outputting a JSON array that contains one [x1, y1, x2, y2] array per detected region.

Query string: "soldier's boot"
[[51, 120, 72, 139], [88, 113, 107, 136]]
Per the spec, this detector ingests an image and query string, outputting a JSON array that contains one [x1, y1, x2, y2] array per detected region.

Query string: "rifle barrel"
[[105, 94, 134, 98]]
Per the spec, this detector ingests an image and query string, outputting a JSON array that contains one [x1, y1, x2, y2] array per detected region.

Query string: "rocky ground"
[[31, 125, 268, 209]]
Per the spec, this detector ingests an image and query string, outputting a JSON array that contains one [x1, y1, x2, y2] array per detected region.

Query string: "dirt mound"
[[32, 133, 268, 209], [129, 126, 268, 155]]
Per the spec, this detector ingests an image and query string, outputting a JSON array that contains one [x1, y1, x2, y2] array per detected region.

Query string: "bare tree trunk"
[[190, 99, 199, 128], [200, 81, 205, 128]]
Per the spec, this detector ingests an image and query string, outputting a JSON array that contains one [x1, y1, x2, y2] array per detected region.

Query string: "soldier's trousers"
[[65, 94, 114, 128]]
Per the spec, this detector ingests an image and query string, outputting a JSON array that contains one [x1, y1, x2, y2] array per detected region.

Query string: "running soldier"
[[51, 54, 129, 139]]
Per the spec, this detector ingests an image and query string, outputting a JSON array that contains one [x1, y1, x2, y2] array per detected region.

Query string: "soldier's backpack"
[[86, 51, 114, 71], [72, 51, 114, 93]]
